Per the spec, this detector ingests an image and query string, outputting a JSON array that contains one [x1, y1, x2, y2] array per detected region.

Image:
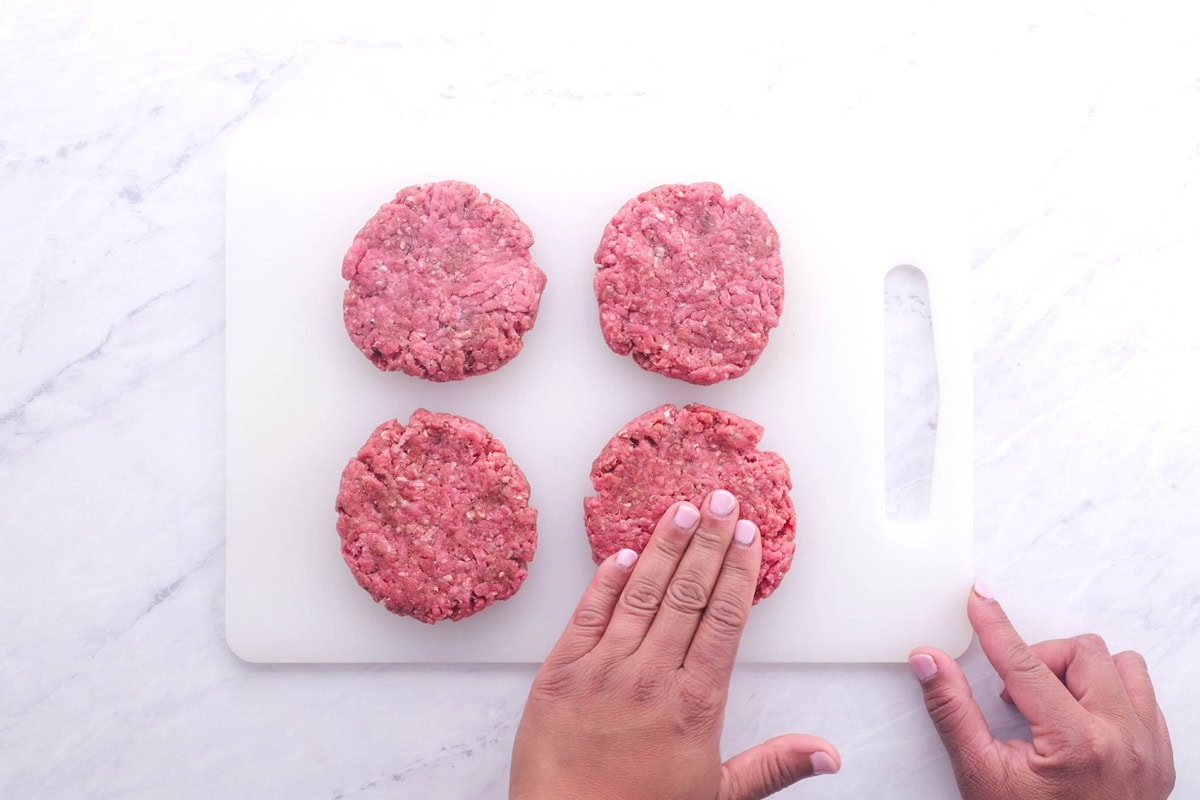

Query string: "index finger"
[[968, 582, 1087, 729]]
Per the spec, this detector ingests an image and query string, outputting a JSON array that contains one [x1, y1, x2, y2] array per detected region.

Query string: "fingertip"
[[672, 501, 700, 531], [810, 751, 839, 776], [967, 584, 1013, 632], [908, 652, 939, 683], [613, 548, 639, 570], [777, 734, 842, 775], [733, 519, 757, 547], [909, 645, 952, 663], [972, 579, 994, 600], [966, 590, 1036, 664], [594, 549, 638, 591], [909, 648, 974, 693], [706, 488, 738, 518], [791, 736, 841, 776]]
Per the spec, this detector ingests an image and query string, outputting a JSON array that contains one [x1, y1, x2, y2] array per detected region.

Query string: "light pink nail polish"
[[674, 503, 700, 530], [709, 489, 736, 517], [810, 751, 838, 775], [909, 653, 938, 683], [734, 519, 757, 546], [973, 579, 994, 600], [615, 549, 638, 569]]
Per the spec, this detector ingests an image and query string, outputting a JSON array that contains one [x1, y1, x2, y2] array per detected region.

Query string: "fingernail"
[[810, 751, 838, 775], [709, 489, 736, 517], [615, 549, 638, 569], [673, 503, 700, 530], [734, 519, 757, 546], [973, 579, 994, 600], [908, 653, 938, 683]]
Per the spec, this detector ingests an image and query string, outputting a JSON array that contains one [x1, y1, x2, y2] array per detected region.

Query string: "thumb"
[[909, 648, 999, 781], [718, 734, 840, 800]]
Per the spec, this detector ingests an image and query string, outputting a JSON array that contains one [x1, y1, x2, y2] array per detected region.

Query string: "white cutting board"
[[226, 96, 973, 663]]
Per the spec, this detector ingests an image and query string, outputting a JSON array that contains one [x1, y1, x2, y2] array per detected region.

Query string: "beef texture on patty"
[[594, 182, 783, 385], [584, 403, 795, 602], [336, 409, 538, 623], [343, 180, 547, 381]]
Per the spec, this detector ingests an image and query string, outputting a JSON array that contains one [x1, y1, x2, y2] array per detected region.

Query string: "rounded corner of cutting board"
[[945, 625, 976, 661], [225, 619, 267, 664]]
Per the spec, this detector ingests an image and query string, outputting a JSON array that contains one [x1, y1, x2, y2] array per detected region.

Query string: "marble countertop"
[[2, 2, 1197, 798]]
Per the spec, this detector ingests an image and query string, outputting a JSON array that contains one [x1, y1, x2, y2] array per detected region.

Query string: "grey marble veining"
[[2, 2, 1197, 798]]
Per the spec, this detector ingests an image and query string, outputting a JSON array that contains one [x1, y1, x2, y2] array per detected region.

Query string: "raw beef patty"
[[336, 409, 538, 623], [343, 181, 547, 381], [584, 403, 795, 602], [594, 183, 783, 385]]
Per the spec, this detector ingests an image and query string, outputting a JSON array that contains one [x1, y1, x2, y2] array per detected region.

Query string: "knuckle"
[[703, 595, 749, 636], [580, 657, 615, 695], [530, 663, 579, 701], [1123, 739, 1149, 778], [1163, 761, 1177, 793], [1086, 735, 1116, 767], [571, 603, 609, 632], [664, 575, 710, 614], [621, 579, 664, 615], [759, 750, 801, 794], [924, 688, 969, 731], [624, 669, 665, 706], [1063, 726, 1114, 769], [650, 531, 688, 560], [693, 523, 730, 551], [720, 551, 760, 585], [1114, 649, 1148, 671], [1073, 633, 1108, 653], [675, 677, 723, 728], [1004, 642, 1044, 677]]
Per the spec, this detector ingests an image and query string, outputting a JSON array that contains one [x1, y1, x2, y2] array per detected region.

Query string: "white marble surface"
[[2, 2, 1197, 798]]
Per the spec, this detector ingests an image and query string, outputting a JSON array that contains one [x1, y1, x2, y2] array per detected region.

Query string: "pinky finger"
[[544, 549, 638, 666]]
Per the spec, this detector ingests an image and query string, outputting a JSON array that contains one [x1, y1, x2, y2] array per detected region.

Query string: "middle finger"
[[637, 489, 740, 665]]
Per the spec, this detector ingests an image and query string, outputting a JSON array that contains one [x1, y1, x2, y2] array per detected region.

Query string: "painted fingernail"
[[674, 503, 700, 530], [734, 519, 757, 546], [810, 751, 838, 775], [908, 653, 938, 683], [709, 489, 736, 517], [615, 549, 638, 569], [973, 579, 994, 600]]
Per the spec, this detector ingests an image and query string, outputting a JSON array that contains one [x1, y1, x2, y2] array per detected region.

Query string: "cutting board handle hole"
[[884, 265, 939, 523]]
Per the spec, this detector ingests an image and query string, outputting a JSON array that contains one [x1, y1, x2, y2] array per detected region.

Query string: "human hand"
[[910, 583, 1175, 799], [510, 490, 839, 800]]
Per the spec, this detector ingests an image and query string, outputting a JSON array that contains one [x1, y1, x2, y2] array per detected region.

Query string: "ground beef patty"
[[336, 409, 537, 623], [584, 403, 796, 602], [594, 183, 783, 385], [343, 181, 547, 381]]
